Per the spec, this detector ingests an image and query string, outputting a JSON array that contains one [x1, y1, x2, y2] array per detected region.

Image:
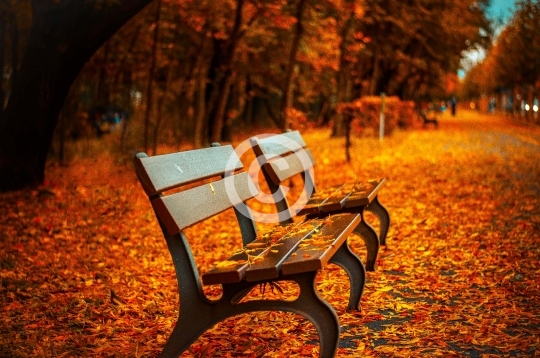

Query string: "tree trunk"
[[96, 40, 112, 106], [368, 48, 382, 96], [345, 113, 352, 163], [208, 0, 245, 143], [222, 71, 247, 141], [194, 65, 207, 148], [10, 11, 19, 90], [152, 62, 174, 155], [0, 17, 5, 120], [332, 12, 353, 137], [58, 106, 66, 164], [315, 97, 329, 126], [113, 25, 142, 86], [211, 74, 235, 143], [526, 84, 533, 122], [281, 0, 306, 130], [0, 0, 154, 192], [204, 38, 223, 142], [144, 0, 162, 153]]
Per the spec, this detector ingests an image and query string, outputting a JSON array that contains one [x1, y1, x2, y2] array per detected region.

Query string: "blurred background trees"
[[5, 0, 532, 192], [461, 0, 540, 119], [57, 0, 492, 147]]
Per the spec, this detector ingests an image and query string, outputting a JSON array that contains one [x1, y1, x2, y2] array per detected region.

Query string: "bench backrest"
[[250, 131, 317, 223], [134, 145, 256, 236]]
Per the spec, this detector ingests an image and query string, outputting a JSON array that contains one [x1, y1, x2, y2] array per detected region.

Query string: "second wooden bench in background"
[[250, 130, 391, 271]]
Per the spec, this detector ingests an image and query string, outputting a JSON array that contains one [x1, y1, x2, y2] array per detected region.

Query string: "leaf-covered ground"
[[1, 110, 539, 357]]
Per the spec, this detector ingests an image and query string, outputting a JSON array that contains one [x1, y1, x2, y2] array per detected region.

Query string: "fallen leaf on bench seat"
[[215, 260, 247, 268], [245, 242, 268, 249]]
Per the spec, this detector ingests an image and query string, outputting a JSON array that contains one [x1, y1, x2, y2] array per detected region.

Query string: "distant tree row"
[[0, 0, 491, 191], [461, 0, 540, 119], [70, 0, 491, 149]]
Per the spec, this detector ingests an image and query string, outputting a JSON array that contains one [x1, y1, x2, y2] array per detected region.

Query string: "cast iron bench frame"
[[250, 131, 391, 271], [419, 109, 439, 128], [133, 144, 367, 358]]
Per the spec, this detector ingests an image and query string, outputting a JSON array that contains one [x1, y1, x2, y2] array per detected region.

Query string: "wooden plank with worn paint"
[[134, 145, 242, 196], [281, 214, 360, 275], [244, 221, 321, 281], [344, 179, 386, 208]]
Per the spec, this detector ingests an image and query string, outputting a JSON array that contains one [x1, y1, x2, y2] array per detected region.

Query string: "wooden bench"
[[133, 144, 366, 358], [419, 109, 439, 128], [250, 131, 391, 271]]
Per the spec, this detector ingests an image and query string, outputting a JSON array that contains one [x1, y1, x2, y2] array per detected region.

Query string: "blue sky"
[[487, 0, 517, 24], [459, 0, 517, 75]]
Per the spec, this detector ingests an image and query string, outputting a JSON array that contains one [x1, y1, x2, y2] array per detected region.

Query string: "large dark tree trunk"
[[144, 0, 162, 153], [9, 10, 19, 90], [332, 11, 354, 137], [281, 0, 305, 130], [0, 0, 154, 192], [0, 17, 5, 120], [96, 40, 112, 106], [209, 0, 245, 143]]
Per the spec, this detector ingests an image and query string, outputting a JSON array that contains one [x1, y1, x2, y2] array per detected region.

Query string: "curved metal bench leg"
[[158, 231, 221, 358], [353, 212, 379, 271], [366, 195, 390, 246], [329, 243, 365, 311], [227, 272, 340, 358], [292, 272, 341, 357]]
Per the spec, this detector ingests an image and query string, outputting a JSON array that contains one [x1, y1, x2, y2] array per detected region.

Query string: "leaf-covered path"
[[1, 110, 539, 357]]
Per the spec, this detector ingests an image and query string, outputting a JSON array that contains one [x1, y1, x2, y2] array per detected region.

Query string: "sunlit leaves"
[[1, 112, 539, 356], [461, 0, 540, 99]]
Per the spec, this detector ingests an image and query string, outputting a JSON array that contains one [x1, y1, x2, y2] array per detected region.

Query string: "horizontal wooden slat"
[[202, 214, 361, 285], [152, 172, 256, 234], [344, 179, 386, 208], [264, 148, 316, 184], [202, 248, 263, 285], [250, 131, 306, 158], [244, 221, 320, 282], [297, 179, 386, 215], [318, 193, 350, 213], [297, 186, 346, 216], [202, 222, 318, 284], [134, 145, 243, 197], [281, 214, 360, 275], [296, 198, 327, 216]]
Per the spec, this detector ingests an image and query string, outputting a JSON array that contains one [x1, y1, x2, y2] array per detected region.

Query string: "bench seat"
[[298, 179, 386, 216], [203, 213, 359, 284], [250, 131, 391, 271]]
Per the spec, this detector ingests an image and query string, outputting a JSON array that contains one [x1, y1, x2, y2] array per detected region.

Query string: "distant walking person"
[[451, 97, 457, 116]]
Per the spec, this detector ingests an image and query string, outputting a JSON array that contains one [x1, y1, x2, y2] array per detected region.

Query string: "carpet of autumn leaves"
[[1, 110, 539, 357]]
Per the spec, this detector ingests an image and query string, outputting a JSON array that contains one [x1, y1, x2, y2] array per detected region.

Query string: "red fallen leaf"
[[4, 301, 24, 310], [435, 339, 448, 347], [53, 335, 68, 342], [300, 344, 317, 355]]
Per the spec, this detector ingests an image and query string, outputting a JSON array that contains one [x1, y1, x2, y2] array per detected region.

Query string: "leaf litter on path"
[[1, 111, 539, 357]]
